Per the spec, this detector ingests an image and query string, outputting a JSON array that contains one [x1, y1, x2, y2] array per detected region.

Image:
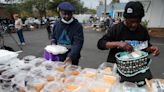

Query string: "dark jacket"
[[97, 22, 152, 86], [97, 22, 151, 63], [52, 18, 84, 63]]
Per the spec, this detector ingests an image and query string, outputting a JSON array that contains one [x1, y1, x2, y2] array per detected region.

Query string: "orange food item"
[[52, 88, 64, 92], [47, 75, 56, 82], [90, 87, 108, 92], [85, 72, 96, 78], [103, 75, 116, 85], [56, 66, 64, 72], [66, 84, 79, 91], [33, 83, 45, 92], [70, 71, 80, 76], [103, 67, 112, 73], [19, 87, 25, 92]]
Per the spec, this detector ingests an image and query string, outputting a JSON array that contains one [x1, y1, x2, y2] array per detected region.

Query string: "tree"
[[48, 0, 84, 14], [19, 0, 50, 18], [5, 3, 21, 18]]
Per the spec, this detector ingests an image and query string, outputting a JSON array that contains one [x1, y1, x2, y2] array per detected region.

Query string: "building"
[[97, 0, 164, 28], [137, 0, 164, 28], [96, 3, 126, 20]]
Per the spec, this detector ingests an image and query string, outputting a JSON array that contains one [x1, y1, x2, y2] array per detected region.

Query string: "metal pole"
[[104, 0, 107, 16]]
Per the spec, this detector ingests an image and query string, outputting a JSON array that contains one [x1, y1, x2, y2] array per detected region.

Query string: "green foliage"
[[3, 0, 94, 17], [5, 4, 21, 16], [141, 20, 149, 28]]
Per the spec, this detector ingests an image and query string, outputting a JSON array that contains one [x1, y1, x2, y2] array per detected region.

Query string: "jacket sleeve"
[[97, 25, 117, 50], [67, 24, 84, 61]]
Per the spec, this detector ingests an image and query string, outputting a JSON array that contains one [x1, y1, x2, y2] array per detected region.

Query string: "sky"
[[80, 0, 129, 9]]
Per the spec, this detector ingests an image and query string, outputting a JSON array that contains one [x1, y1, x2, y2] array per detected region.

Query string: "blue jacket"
[[52, 18, 84, 62]]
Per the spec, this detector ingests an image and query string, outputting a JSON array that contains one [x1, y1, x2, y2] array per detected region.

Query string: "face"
[[124, 18, 141, 31], [13, 14, 19, 20], [60, 10, 73, 21]]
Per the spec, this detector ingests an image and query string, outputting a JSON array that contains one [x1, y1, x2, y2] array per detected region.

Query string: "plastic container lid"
[[81, 68, 97, 78], [41, 81, 65, 92], [98, 62, 114, 75], [65, 65, 81, 76]]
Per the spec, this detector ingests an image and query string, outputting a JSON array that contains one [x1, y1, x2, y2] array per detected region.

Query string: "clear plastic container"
[[19, 63, 34, 72], [26, 76, 47, 92], [122, 82, 147, 92], [0, 65, 11, 75], [29, 67, 46, 77], [65, 65, 81, 76], [30, 57, 45, 67], [43, 70, 61, 82], [41, 81, 65, 92], [149, 79, 164, 92], [98, 62, 114, 75], [41, 61, 56, 70], [54, 62, 66, 73], [88, 81, 111, 92], [0, 68, 19, 90], [64, 77, 82, 92], [22, 55, 36, 63], [81, 68, 97, 79], [11, 72, 28, 92], [64, 76, 92, 89], [97, 74, 119, 86]]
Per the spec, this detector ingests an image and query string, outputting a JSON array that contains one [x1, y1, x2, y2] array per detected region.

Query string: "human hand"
[[64, 57, 72, 65], [118, 42, 134, 52], [147, 46, 160, 56]]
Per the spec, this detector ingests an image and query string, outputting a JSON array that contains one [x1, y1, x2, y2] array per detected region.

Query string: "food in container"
[[102, 75, 117, 85], [88, 81, 111, 92], [65, 65, 81, 76], [41, 81, 65, 92], [81, 68, 97, 78], [64, 78, 80, 91], [98, 62, 114, 75], [26, 76, 47, 92], [55, 62, 66, 73], [46, 75, 56, 82], [43, 71, 60, 82]]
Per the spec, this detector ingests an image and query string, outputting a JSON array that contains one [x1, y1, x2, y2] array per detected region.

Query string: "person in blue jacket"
[[51, 2, 84, 65]]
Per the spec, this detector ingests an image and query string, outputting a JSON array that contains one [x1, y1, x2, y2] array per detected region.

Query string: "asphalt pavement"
[[3, 27, 164, 79]]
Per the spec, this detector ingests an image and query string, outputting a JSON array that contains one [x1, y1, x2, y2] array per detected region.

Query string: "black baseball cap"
[[123, 1, 145, 19]]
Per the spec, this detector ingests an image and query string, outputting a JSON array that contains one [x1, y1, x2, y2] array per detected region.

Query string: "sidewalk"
[[149, 30, 164, 37]]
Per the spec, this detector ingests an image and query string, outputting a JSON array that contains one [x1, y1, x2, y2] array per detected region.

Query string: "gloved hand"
[[118, 42, 134, 52], [146, 46, 160, 56]]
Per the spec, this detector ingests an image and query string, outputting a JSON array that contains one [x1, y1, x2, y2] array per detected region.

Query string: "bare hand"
[[147, 46, 160, 56], [64, 57, 72, 65], [118, 42, 133, 52]]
